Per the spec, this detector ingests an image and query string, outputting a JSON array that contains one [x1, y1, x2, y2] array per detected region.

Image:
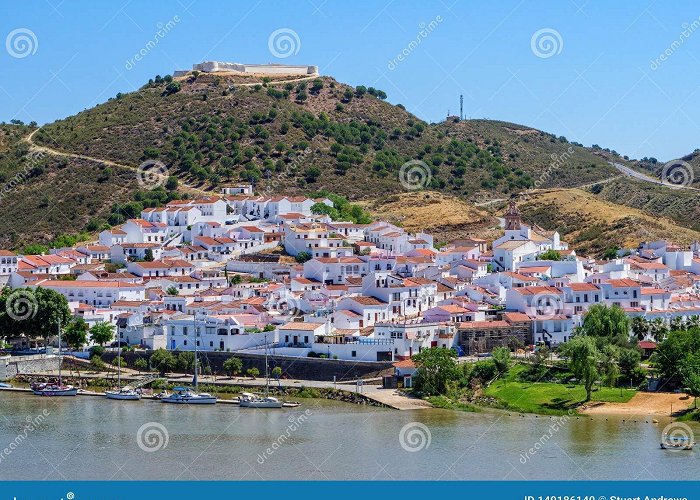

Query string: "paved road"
[[611, 161, 699, 192]]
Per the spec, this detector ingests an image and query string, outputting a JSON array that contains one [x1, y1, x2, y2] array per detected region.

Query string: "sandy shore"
[[580, 392, 695, 416]]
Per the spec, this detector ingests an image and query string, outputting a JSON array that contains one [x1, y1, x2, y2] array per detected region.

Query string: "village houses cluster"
[[3, 189, 700, 366]]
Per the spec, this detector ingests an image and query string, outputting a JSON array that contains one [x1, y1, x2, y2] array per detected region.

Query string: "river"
[[0, 392, 697, 480]]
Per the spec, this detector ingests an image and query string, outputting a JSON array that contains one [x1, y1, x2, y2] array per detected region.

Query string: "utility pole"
[[460, 94, 463, 120]]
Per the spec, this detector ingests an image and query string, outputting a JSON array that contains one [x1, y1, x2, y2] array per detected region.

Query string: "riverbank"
[[7, 373, 394, 408], [580, 391, 695, 417]]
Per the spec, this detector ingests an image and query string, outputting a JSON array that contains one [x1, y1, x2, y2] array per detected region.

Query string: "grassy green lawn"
[[484, 365, 636, 415]]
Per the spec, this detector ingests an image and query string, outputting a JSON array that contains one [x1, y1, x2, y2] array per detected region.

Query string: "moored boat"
[[239, 392, 283, 408], [105, 386, 141, 400], [31, 382, 78, 397], [32, 319, 76, 397], [161, 386, 216, 404], [161, 314, 216, 405]]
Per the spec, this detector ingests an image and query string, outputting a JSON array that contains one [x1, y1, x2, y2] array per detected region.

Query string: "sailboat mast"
[[117, 338, 121, 388], [57, 317, 61, 385], [264, 333, 269, 397], [193, 314, 198, 391]]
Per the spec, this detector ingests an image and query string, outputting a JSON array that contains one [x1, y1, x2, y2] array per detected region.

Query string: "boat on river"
[[105, 337, 140, 401], [660, 434, 694, 450], [31, 319, 77, 397], [239, 335, 284, 409], [161, 315, 216, 405]]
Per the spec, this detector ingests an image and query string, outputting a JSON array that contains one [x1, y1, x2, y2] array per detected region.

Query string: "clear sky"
[[2, 0, 700, 160]]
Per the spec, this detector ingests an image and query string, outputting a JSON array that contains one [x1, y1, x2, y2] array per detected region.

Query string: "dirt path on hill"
[[23, 128, 211, 196], [580, 392, 695, 417]]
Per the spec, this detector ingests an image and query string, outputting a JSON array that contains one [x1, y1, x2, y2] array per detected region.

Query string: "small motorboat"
[[160, 386, 217, 405], [660, 435, 694, 450], [239, 392, 283, 409], [105, 386, 141, 401], [0, 382, 13, 389]]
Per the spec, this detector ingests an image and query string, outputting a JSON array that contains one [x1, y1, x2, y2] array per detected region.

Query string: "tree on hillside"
[[89, 321, 115, 346], [64, 317, 89, 351], [311, 202, 339, 220], [578, 304, 631, 347], [561, 335, 599, 401], [166, 286, 179, 296], [412, 347, 461, 396]]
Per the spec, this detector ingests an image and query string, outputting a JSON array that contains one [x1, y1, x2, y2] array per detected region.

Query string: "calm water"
[[0, 392, 698, 480]]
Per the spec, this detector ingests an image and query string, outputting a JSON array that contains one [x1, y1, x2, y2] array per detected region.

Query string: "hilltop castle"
[[174, 61, 318, 77]]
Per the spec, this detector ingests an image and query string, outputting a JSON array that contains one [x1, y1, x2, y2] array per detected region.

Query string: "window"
[[351, 350, 356, 357]]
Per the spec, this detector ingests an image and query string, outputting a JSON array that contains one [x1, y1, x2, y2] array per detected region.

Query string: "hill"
[[517, 188, 700, 256], [0, 71, 634, 247]]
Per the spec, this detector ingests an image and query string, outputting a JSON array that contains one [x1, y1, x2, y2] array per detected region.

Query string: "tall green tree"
[[631, 316, 649, 341], [412, 347, 461, 396], [578, 304, 631, 347], [150, 348, 176, 376], [222, 357, 243, 377], [561, 335, 599, 401], [89, 321, 115, 346], [64, 317, 89, 350], [491, 346, 511, 377], [0, 287, 71, 339]]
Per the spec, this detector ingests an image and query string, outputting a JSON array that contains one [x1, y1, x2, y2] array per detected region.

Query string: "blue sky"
[[2, 0, 700, 160]]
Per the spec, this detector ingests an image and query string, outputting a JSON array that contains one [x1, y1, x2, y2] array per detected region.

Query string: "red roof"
[[638, 340, 657, 349]]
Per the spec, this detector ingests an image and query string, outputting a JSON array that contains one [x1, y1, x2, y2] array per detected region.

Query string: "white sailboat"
[[31, 319, 77, 397], [161, 315, 216, 405], [239, 334, 283, 409], [105, 339, 140, 401]]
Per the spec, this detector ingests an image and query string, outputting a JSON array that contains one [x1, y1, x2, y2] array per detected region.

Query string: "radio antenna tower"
[[460, 94, 464, 120]]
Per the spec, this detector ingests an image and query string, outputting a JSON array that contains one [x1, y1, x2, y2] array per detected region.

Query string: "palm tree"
[[650, 318, 668, 343], [670, 316, 686, 332], [687, 315, 700, 330], [631, 316, 649, 341]]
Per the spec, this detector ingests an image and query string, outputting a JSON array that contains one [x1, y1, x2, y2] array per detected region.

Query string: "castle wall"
[[186, 61, 318, 76]]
